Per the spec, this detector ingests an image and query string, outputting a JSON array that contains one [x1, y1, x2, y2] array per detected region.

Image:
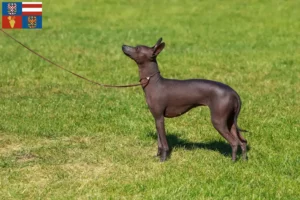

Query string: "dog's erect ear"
[[153, 42, 165, 57], [153, 37, 163, 49]]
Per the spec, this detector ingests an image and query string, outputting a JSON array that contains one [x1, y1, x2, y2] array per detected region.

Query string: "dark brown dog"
[[122, 38, 247, 162]]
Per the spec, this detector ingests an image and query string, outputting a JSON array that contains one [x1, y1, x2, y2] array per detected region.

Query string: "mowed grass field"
[[1, 0, 300, 199]]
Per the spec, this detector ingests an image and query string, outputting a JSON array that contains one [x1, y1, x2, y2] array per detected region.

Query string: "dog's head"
[[122, 38, 165, 64]]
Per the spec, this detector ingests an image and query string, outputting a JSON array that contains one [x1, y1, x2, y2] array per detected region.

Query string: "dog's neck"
[[138, 61, 161, 79]]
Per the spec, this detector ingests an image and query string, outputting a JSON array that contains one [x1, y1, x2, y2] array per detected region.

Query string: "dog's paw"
[[159, 150, 170, 162]]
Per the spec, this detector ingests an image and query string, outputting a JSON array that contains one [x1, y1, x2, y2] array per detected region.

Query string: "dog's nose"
[[122, 45, 127, 50]]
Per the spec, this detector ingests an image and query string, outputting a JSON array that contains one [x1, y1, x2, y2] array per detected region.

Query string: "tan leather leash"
[[0, 29, 158, 88]]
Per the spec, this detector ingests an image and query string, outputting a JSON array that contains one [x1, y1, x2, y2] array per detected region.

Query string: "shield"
[[7, 3, 17, 15], [28, 16, 37, 28]]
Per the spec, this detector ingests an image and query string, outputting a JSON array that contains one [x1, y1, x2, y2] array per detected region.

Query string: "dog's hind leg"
[[211, 115, 239, 161], [231, 123, 247, 160], [230, 103, 248, 160], [230, 94, 248, 160]]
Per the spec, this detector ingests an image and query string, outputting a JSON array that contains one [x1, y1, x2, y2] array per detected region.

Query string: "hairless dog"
[[122, 38, 247, 162]]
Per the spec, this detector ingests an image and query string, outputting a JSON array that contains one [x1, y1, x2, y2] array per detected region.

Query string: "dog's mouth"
[[122, 45, 134, 55], [123, 52, 133, 60], [123, 50, 130, 57]]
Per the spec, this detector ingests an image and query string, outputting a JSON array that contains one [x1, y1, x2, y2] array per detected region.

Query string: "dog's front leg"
[[157, 134, 162, 157], [155, 116, 170, 162]]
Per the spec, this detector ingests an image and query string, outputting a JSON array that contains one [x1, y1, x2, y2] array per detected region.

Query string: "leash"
[[0, 29, 158, 88]]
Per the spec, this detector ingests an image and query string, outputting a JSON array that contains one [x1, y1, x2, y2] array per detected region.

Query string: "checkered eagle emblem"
[[7, 3, 17, 15], [28, 16, 37, 28]]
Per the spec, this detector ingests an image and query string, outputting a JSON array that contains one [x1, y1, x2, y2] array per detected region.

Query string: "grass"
[[1, 0, 300, 199]]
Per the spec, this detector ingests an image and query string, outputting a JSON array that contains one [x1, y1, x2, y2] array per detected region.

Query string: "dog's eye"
[[136, 47, 139, 51]]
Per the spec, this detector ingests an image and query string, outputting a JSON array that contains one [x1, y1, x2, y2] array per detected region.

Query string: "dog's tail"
[[234, 94, 248, 143]]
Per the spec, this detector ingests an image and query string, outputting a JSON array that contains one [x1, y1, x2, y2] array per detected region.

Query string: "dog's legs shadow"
[[147, 132, 251, 158]]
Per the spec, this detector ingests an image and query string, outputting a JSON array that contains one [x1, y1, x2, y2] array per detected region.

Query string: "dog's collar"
[[139, 71, 160, 88]]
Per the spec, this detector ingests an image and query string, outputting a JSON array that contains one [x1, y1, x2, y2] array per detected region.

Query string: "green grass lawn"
[[1, 0, 300, 199]]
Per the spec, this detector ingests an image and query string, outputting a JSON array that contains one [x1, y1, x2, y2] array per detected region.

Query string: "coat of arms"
[[7, 16, 16, 28], [7, 3, 17, 15], [28, 16, 37, 28], [2, 2, 43, 29]]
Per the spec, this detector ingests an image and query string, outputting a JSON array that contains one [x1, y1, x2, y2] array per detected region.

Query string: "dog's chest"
[[143, 88, 164, 108], [144, 92, 157, 107]]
